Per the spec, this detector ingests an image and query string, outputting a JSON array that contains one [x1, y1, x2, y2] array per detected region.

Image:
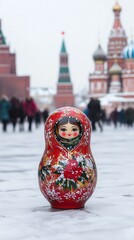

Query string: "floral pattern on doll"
[[39, 154, 95, 192], [54, 116, 83, 151], [53, 155, 95, 191]]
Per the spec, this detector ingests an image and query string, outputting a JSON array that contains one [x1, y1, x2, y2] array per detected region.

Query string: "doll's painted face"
[[58, 122, 80, 139], [54, 116, 83, 150]]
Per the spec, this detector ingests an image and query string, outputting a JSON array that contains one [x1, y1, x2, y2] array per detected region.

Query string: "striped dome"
[[123, 41, 134, 59]]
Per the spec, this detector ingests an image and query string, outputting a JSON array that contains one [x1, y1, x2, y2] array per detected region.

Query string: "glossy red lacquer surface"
[[38, 106, 97, 209]]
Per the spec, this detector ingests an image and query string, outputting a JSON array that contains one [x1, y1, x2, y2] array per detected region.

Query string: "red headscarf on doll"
[[44, 106, 92, 157]]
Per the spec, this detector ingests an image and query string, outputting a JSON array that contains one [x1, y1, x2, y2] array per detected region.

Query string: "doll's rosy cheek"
[[61, 132, 66, 137], [73, 132, 78, 137]]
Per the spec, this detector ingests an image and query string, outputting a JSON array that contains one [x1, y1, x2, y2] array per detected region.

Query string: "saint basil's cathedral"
[[89, 2, 134, 108]]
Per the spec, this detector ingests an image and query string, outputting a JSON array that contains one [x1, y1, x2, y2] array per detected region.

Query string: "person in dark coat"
[[23, 97, 37, 131], [35, 110, 41, 128], [87, 98, 103, 131], [125, 107, 134, 127], [10, 97, 20, 131], [0, 95, 10, 132], [83, 105, 90, 117], [18, 100, 25, 131], [118, 108, 126, 126], [42, 108, 49, 123], [110, 108, 119, 128]]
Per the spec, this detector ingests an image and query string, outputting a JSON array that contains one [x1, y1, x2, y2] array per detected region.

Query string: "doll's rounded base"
[[51, 201, 85, 209]]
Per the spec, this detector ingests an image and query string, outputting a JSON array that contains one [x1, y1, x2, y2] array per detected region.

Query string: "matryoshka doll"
[[38, 106, 97, 209]]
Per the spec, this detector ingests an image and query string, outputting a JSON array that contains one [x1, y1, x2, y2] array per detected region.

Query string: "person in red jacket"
[[23, 97, 37, 131]]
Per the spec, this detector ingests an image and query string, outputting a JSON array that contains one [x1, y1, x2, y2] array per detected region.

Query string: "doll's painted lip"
[[68, 134, 72, 136]]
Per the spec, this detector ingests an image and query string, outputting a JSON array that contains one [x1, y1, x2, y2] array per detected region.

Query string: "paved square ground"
[[0, 123, 134, 240]]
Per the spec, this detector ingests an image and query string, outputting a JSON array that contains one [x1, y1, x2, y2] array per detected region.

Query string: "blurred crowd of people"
[[109, 107, 134, 128], [1, 94, 134, 133], [0, 95, 49, 132], [84, 98, 134, 131]]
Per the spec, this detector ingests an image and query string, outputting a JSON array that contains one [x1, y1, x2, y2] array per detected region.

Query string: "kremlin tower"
[[89, 2, 134, 103], [0, 20, 30, 99], [54, 33, 74, 108]]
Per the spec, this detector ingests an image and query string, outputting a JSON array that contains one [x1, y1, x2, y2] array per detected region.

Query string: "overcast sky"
[[0, 0, 133, 93]]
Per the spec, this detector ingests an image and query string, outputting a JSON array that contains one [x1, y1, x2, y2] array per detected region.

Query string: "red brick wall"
[[57, 84, 73, 94], [0, 65, 10, 74], [0, 53, 11, 64], [0, 43, 30, 99], [10, 53, 16, 74], [123, 77, 134, 92], [55, 83, 74, 108], [54, 94, 74, 108], [0, 76, 30, 99]]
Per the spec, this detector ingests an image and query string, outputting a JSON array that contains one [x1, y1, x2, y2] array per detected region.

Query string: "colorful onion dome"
[[113, 2, 121, 12], [123, 40, 134, 59], [93, 44, 107, 62], [109, 62, 122, 75]]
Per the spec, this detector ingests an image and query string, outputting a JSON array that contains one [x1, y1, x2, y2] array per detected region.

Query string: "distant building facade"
[[89, 2, 134, 105], [0, 20, 30, 99], [30, 87, 55, 112], [54, 37, 74, 108]]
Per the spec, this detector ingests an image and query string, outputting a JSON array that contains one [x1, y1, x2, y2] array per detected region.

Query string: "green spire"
[[0, 20, 6, 45], [58, 34, 71, 84], [61, 40, 66, 53]]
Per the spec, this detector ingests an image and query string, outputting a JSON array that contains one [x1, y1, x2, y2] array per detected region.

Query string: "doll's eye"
[[72, 128, 78, 132], [60, 128, 66, 132]]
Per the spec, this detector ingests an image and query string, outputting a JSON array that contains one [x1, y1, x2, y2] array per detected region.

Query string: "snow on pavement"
[[0, 123, 134, 240]]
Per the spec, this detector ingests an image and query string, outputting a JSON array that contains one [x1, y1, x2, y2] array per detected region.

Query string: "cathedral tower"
[[89, 43, 107, 96], [107, 1, 127, 69]]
